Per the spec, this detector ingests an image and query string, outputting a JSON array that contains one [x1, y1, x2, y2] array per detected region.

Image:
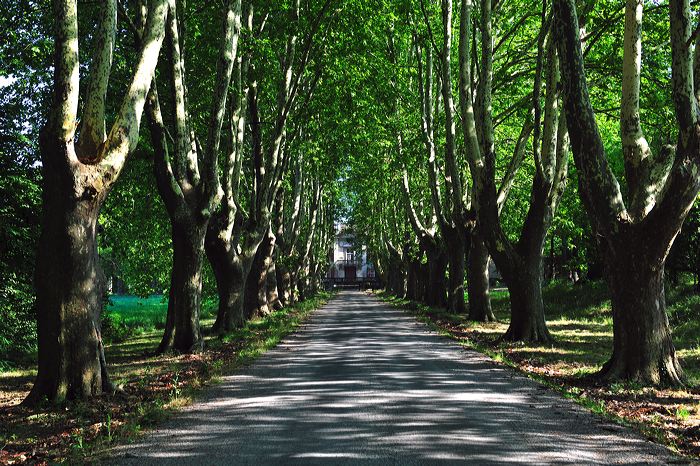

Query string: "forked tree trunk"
[[204, 219, 263, 333], [27, 174, 112, 403], [26, 0, 167, 405], [553, 0, 691, 386], [600, 249, 684, 385], [501, 257, 551, 343], [158, 221, 206, 353], [467, 234, 495, 321]]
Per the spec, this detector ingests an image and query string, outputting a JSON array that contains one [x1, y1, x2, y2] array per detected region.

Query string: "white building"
[[327, 225, 374, 280]]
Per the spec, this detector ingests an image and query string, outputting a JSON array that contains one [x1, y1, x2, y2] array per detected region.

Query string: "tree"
[[26, 0, 168, 404], [144, 0, 240, 353], [462, 0, 569, 342], [552, 0, 700, 385]]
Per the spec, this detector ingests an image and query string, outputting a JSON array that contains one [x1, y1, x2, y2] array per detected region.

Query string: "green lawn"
[[103, 295, 216, 343]]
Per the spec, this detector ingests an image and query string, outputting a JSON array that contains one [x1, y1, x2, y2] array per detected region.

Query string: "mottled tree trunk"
[[501, 261, 550, 342], [25, 0, 167, 404], [158, 221, 205, 353], [267, 256, 282, 311], [600, 248, 683, 385], [467, 234, 495, 321], [244, 229, 275, 318], [553, 0, 694, 386], [276, 264, 294, 306], [27, 172, 112, 403]]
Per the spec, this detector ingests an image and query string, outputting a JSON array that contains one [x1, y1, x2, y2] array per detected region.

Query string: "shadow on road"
[[108, 291, 673, 465]]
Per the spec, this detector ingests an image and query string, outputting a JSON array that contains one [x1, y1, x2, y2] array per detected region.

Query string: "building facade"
[[327, 225, 374, 280]]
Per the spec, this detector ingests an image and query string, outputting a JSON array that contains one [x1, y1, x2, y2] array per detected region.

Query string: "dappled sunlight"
[[108, 291, 672, 464]]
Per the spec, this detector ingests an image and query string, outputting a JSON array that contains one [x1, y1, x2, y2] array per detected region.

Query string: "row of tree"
[[6, 0, 700, 407], [22, 0, 340, 404], [346, 0, 700, 387]]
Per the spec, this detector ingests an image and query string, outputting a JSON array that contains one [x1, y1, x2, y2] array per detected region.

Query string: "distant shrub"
[[101, 311, 135, 343]]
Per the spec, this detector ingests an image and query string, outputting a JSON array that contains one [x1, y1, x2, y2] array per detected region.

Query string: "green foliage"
[[100, 155, 172, 297], [0, 169, 41, 364], [0, 0, 51, 366]]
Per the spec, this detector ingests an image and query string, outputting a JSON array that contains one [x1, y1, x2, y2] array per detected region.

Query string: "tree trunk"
[[444, 228, 467, 314], [600, 256, 684, 385], [406, 259, 420, 300], [206, 239, 244, 333], [26, 178, 112, 404], [267, 256, 282, 310], [244, 229, 274, 318], [501, 259, 551, 343], [467, 234, 495, 321], [387, 265, 407, 298], [425, 244, 448, 308], [276, 264, 294, 306], [158, 221, 205, 353]]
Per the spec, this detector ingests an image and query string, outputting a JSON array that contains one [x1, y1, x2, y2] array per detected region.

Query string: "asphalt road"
[[108, 291, 677, 465]]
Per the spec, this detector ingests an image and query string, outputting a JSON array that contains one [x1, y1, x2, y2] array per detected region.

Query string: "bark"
[[147, 0, 241, 349], [158, 221, 205, 353], [424, 240, 448, 308], [276, 265, 296, 306], [501, 251, 551, 342], [416, 31, 466, 314], [206, 241, 247, 332], [467, 233, 495, 321], [444, 226, 467, 314], [267, 255, 282, 311], [27, 170, 112, 404], [400, 168, 447, 308], [601, 249, 683, 384], [461, 0, 565, 343], [406, 256, 421, 301], [205, 215, 266, 333], [386, 244, 408, 298], [244, 227, 276, 318]]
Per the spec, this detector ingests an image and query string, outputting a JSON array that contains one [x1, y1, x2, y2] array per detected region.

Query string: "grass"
[[376, 279, 700, 459], [108, 295, 170, 328], [102, 295, 217, 343], [0, 291, 334, 464]]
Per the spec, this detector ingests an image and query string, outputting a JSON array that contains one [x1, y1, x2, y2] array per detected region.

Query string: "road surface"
[[108, 291, 676, 465]]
